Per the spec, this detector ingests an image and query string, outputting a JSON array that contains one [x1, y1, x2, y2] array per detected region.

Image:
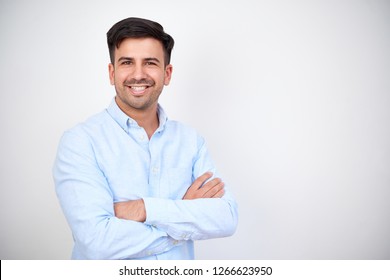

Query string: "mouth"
[[127, 85, 150, 95]]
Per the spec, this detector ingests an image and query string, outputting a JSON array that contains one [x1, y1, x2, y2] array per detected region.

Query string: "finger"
[[212, 188, 225, 198], [202, 177, 221, 188], [194, 177, 221, 197], [202, 181, 225, 198], [182, 172, 213, 199], [191, 172, 213, 190], [200, 177, 222, 193]]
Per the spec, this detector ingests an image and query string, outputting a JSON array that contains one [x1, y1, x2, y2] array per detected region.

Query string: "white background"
[[0, 0, 389, 259]]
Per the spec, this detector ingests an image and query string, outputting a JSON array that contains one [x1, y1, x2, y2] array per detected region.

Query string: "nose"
[[131, 64, 147, 80]]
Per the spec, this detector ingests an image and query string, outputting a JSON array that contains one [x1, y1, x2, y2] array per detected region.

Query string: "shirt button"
[[152, 167, 159, 174]]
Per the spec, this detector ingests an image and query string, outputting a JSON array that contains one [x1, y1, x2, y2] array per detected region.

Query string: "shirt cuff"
[[144, 197, 174, 225], [143, 197, 192, 240]]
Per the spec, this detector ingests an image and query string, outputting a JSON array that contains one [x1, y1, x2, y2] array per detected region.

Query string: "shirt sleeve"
[[143, 137, 239, 241], [53, 130, 178, 259]]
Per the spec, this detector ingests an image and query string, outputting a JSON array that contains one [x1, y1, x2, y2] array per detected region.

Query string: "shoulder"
[[59, 110, 112, 147], [65, 110, 111, 136]]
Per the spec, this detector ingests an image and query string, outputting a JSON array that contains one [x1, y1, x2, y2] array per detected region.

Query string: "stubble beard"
[[115, 80, 163, 112]]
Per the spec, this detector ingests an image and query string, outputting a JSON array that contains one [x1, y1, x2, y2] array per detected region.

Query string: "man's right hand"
[[182, 172, 225, 200]]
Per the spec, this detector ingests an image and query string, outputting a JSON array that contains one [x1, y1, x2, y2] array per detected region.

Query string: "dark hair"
[[107, 17, 174, 66]]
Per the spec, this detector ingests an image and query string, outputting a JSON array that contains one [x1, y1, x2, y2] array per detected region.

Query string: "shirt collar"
[[106, 97, 168, 133], [156, 104, 168, 133]]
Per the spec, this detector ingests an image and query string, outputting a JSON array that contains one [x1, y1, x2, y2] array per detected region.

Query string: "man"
[[53, 17, 238, 260]]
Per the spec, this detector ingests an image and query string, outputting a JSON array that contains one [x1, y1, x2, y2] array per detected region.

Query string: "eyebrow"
[[145, 57, 161, 64], [117, 57, 161, 64]]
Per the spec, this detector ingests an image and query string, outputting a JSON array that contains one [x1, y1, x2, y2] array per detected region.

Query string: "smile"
[[127, 85, 150, 95], [131, 86, 147, 92]]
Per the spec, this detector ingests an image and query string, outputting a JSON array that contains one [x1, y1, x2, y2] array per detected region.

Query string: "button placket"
[[147, 137, 161, 197]]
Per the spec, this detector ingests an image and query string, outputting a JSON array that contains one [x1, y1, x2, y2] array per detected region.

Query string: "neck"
[[116, 98, 159, 139]]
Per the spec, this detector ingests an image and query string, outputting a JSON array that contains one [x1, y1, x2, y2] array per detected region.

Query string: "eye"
[[121, 61, 132, 65], [145, 61, 157, 66]]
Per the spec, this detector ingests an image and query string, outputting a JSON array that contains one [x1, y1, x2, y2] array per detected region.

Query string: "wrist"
[[136, 199, 146, 222]]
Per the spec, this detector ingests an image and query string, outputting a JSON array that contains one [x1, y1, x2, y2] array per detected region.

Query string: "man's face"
[[109, 37, 172, 115]]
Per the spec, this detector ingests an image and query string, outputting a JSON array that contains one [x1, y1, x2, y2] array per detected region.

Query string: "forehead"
[[115, 37, 164, 60]]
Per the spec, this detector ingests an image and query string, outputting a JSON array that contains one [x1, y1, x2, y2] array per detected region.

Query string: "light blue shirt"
[[53, 99, 238, 259]]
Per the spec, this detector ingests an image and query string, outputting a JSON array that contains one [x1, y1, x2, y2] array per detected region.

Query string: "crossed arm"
[[54, 130, 237, 259], [114, 172, 225, 222]]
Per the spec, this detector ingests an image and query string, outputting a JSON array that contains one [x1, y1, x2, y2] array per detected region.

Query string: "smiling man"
[[53, 17, 238, 260], [109, 37, 171, 139]]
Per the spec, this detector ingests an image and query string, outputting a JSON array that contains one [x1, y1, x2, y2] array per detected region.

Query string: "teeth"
[[131, 86, 147, 91]]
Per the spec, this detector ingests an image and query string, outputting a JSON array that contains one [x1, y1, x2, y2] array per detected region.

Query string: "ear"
[[108, 63, 115, 85], [164, 64, 173, 86]]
